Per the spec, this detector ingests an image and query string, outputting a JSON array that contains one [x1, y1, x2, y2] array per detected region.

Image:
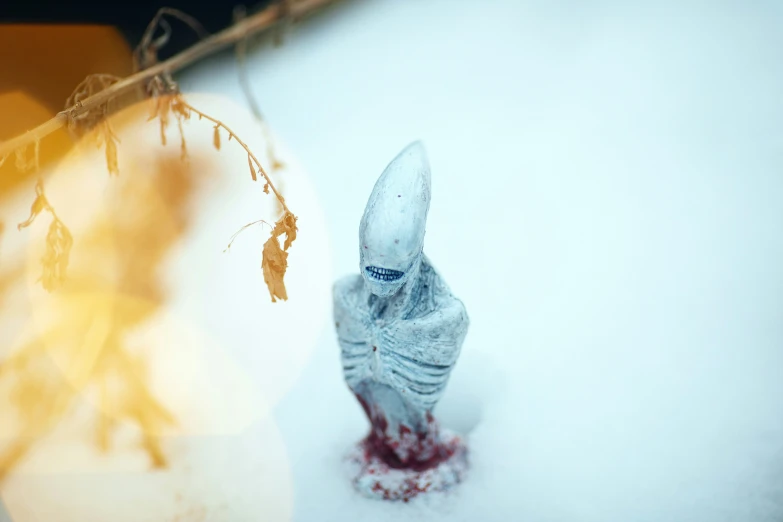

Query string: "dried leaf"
[[262, 233, 288, 302], [159, 117, 168, 146], [261, 211, 298, 302], [263, 183, 269, 194], [17, 191, 47, 231], [39, 218, 73, 292], [247, 154, 257, 181], [213, 125, 221, 150], [177, 118, 187, 161], [147, 96, 161, 121], [171, 95, 190, 120], [105, 137, 119, 176], [97, 122, 120, 176], [157, 96, 171, 146], [277, 211, 298, 251], [105, 137, 119, 178], [94, 127, 104, 148]]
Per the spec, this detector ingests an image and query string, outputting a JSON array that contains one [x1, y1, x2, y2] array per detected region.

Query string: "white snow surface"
[[181, 1, 783, 521], [2, 1, 781, 521]]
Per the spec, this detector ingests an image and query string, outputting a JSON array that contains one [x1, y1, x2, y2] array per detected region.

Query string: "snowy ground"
[[182, 1, 783, 521], [2, 1, 783, 521]]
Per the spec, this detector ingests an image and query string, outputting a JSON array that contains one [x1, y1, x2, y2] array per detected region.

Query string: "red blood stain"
[[366, 474, 436, 502], [353, 393, 458, 473]]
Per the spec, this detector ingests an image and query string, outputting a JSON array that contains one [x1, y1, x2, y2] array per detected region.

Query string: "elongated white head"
[[359, 141, 431, 297]]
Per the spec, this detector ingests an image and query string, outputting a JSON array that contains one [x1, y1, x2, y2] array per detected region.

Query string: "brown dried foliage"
[[65, 74, 122, 137], [247, 154, 257, 181], [262, 211, 298, 303], [16, 82, 298, 299], [212, 124, 221, 150], [1, 87, 299, 480], [96, 120, 121, 176], [39, 218, 74, 292], [149, 88, 194, 162], [0, 7, 303, 481], [16, 179, 73, 292], [167, 93, 298, 300], [0, 156, 197, 481]]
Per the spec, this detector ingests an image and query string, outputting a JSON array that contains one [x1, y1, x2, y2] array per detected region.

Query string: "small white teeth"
[[366, 266, 403, 282]]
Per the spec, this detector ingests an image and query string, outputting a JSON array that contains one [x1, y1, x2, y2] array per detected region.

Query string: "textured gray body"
[[334, 255, 468, 432], [333, 142, 469, 443]]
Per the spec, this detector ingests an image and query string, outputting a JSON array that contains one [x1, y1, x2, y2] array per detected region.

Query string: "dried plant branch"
[[65, 74, 122, 137], [0, 0, 341, 160], [0, 2, 321, 480], [177, 98, 290, 213], [66, 74, 122, 108], [150, 92, 298, 301]]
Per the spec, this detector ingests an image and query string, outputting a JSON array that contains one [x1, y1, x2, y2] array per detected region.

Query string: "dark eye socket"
[[365, 266, 404, 282]]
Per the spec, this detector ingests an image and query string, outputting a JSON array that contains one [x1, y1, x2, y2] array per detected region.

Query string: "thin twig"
[[233, 5, 266, 122], [232, 5, 287, 178], [179, 99, 289, 213], [223, 219, 271, 252], [0, 0, 341, 160], [142, 8, 210, 49], [134, 8, 211, 72]]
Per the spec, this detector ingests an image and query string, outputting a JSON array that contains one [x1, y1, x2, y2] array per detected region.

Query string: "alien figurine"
[[333, 141, 470, 501]]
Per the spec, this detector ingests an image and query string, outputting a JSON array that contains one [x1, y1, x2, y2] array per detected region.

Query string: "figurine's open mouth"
[[365, 266, 404, 282]]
